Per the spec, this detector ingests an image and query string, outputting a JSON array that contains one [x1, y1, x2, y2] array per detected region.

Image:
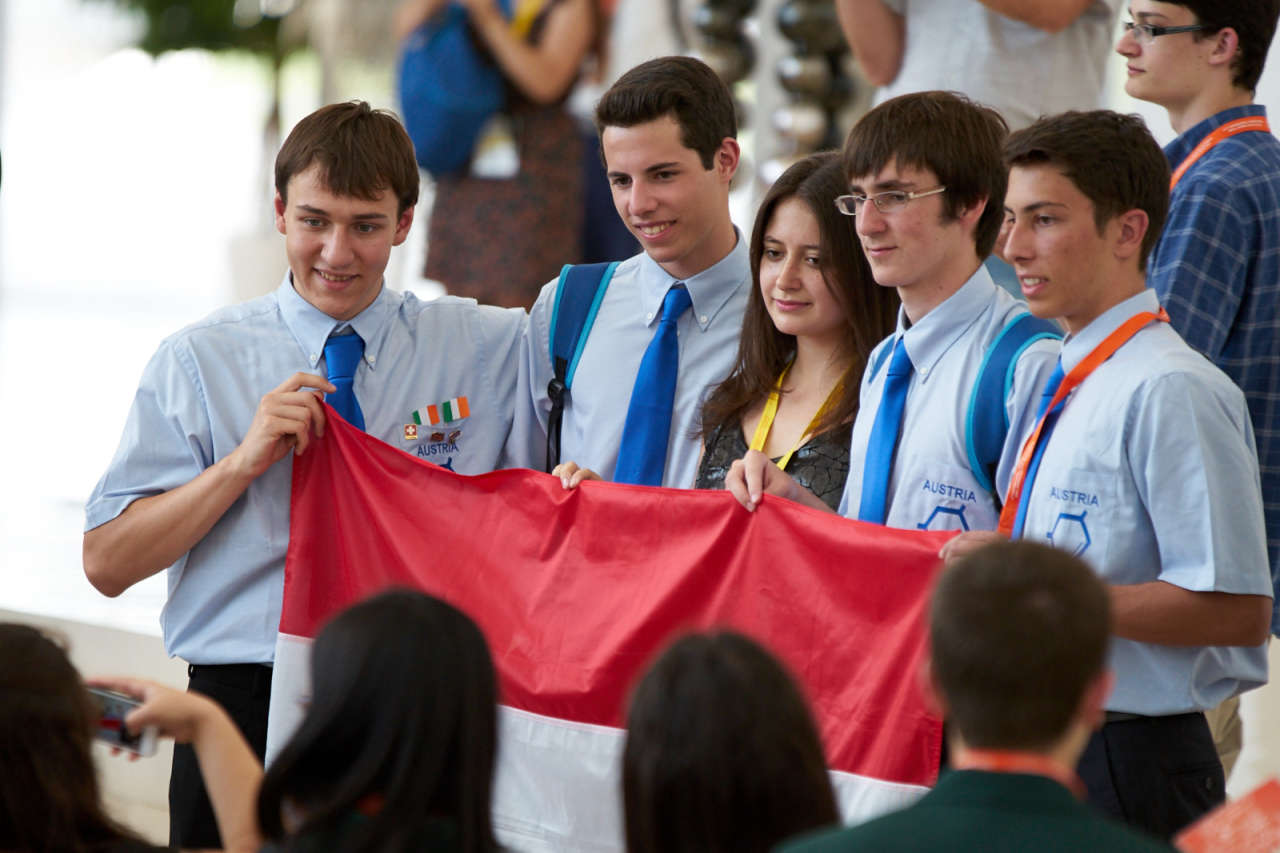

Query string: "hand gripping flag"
[[270, 405, 950, 851]]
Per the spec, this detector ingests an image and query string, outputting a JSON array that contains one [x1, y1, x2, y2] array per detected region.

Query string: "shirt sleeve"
[[995, 336, 1061, 500], [1148, 175, 1250, 361], [501, 277, 558, 470], [1129, 369, 1272, 596], [84, 339, 214, 531]]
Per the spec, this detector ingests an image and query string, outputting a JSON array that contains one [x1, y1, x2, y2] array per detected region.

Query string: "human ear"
[[1113, 208, 1150, 262]]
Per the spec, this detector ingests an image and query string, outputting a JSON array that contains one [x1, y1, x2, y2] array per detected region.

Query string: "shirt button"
[[311, 353, 318, 362], [367, 356, 376, 365], [700, 315, 708, 324], [646, 312, 654, 321], [919, 367, 929, 377]]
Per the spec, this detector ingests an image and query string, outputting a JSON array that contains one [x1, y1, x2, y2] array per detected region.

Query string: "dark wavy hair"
[[257, 590, 499, 853], [0, 623, 147, 853], [622, 631, 840, 853], [594, 55, 737, 168], [700, 151, 898, 442]]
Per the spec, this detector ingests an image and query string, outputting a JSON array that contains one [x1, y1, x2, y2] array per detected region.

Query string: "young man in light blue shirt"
[[505, 56, 751, 488], [83, 101, 525, 848], [945, 109, 1272, 839]]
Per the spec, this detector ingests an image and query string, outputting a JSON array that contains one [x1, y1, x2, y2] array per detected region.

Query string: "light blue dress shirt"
[[85, 275, 526, 664], [505, 237, 751, 486], [838, 266, 1060, 531], [1018, 290, 1272, 715]]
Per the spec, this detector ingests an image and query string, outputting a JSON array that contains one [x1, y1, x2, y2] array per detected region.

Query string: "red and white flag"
[[268, 406, 948, 851]]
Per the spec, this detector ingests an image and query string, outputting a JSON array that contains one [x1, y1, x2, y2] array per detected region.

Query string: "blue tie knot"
[[660, 285, 693, 325], [324, 331, 366, 431], [324, 332, 364, 382], [887, 338, 913, 376], [1038, 359, 1066, 415]]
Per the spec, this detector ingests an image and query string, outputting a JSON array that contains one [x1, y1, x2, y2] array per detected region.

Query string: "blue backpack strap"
[[545, 261, 617, 472], [965, 312, 1063, 499]]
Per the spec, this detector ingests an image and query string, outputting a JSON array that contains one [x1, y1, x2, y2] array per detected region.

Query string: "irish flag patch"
[[412, 396, 469, 426]]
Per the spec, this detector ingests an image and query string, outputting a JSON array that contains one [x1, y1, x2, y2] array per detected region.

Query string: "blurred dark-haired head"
[[257, 589, 499, 853], [930, 542, 1111, 751], [622, 630, 839, 853], [0, 623, 141, 852]]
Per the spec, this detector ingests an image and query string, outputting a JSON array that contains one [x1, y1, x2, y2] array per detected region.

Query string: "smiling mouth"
[[635, 221, 673, 238], [316, 269, 357, 283]]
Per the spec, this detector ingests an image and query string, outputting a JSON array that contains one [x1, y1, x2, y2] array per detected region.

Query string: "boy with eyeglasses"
[[728, 90, 1058, 535], [1117, 0, 1280, 775]]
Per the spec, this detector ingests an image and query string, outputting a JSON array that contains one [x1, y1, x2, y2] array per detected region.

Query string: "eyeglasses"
[[1122, 20, 1207, 43], [834, 186, 946, 216]]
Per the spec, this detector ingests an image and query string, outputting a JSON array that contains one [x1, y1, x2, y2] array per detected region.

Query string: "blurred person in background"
[[780, 542, 1176, 853], [0, 623, 259, 853], [622, 630, 840, 853], [396, 0, 603, 309]]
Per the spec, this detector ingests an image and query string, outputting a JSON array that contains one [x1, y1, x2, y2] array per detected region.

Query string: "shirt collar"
[[275, 272, 401, 372], [896, 264, 996, 379], [635, 228, 747, 331], [1165, 104, 1267, 165], [1060, 288, 1159, 373]]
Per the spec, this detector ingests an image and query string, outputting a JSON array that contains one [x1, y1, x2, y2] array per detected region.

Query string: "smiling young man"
[[505, 56, 749, 487], [728, 91, 1058, 534], [947, 110, 1272, 838], [82, 102, 526, 848], [1117, 1, 1280, 651]]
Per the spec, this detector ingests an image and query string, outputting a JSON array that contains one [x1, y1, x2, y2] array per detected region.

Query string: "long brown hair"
[[0, 624, 147, 852], [700, 151, 898, 441]]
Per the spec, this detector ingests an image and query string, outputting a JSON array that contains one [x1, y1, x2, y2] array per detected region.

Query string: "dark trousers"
[[169, 663, 273, 849], [1077, 711, 1224, 840]]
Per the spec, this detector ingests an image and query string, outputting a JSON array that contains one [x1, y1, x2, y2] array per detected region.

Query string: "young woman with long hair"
[[695, 152, 898, 508]]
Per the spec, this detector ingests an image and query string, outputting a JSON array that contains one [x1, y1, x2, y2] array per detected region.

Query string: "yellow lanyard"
[[748, 364, 841, 471], [510, 0, 545, 37]]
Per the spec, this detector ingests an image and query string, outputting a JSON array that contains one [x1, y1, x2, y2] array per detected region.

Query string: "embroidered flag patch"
[[412, 396, 470, 426]]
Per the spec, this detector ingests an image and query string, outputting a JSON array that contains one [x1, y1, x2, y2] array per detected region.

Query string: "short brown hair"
[[930, 542, 1111, 751], [275, 101, 420, 216], [594, 56, 737, 169], [843, 91, 1009, 258], [1005, 110, 1169, 271]]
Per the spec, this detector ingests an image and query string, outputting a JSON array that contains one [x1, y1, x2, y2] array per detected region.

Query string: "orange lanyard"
[[1170, 115, 1271, 190], [956, 749, 1087, 799], [998, 308, 1169, 536]]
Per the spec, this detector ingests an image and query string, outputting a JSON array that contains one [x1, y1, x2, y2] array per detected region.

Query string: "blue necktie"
[[324, 331, 366, 431], [858, 338, 914, 524], [1011, 359, 1066, 538], [615, 285, 693, 485]]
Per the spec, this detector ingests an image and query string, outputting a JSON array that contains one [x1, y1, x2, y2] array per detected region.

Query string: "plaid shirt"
[[1148, 104, 1280, 633]]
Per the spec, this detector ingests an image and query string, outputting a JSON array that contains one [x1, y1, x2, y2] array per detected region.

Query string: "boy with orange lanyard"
[[942, 110, 1273, 840], [1117, 0, 1280, 775]]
